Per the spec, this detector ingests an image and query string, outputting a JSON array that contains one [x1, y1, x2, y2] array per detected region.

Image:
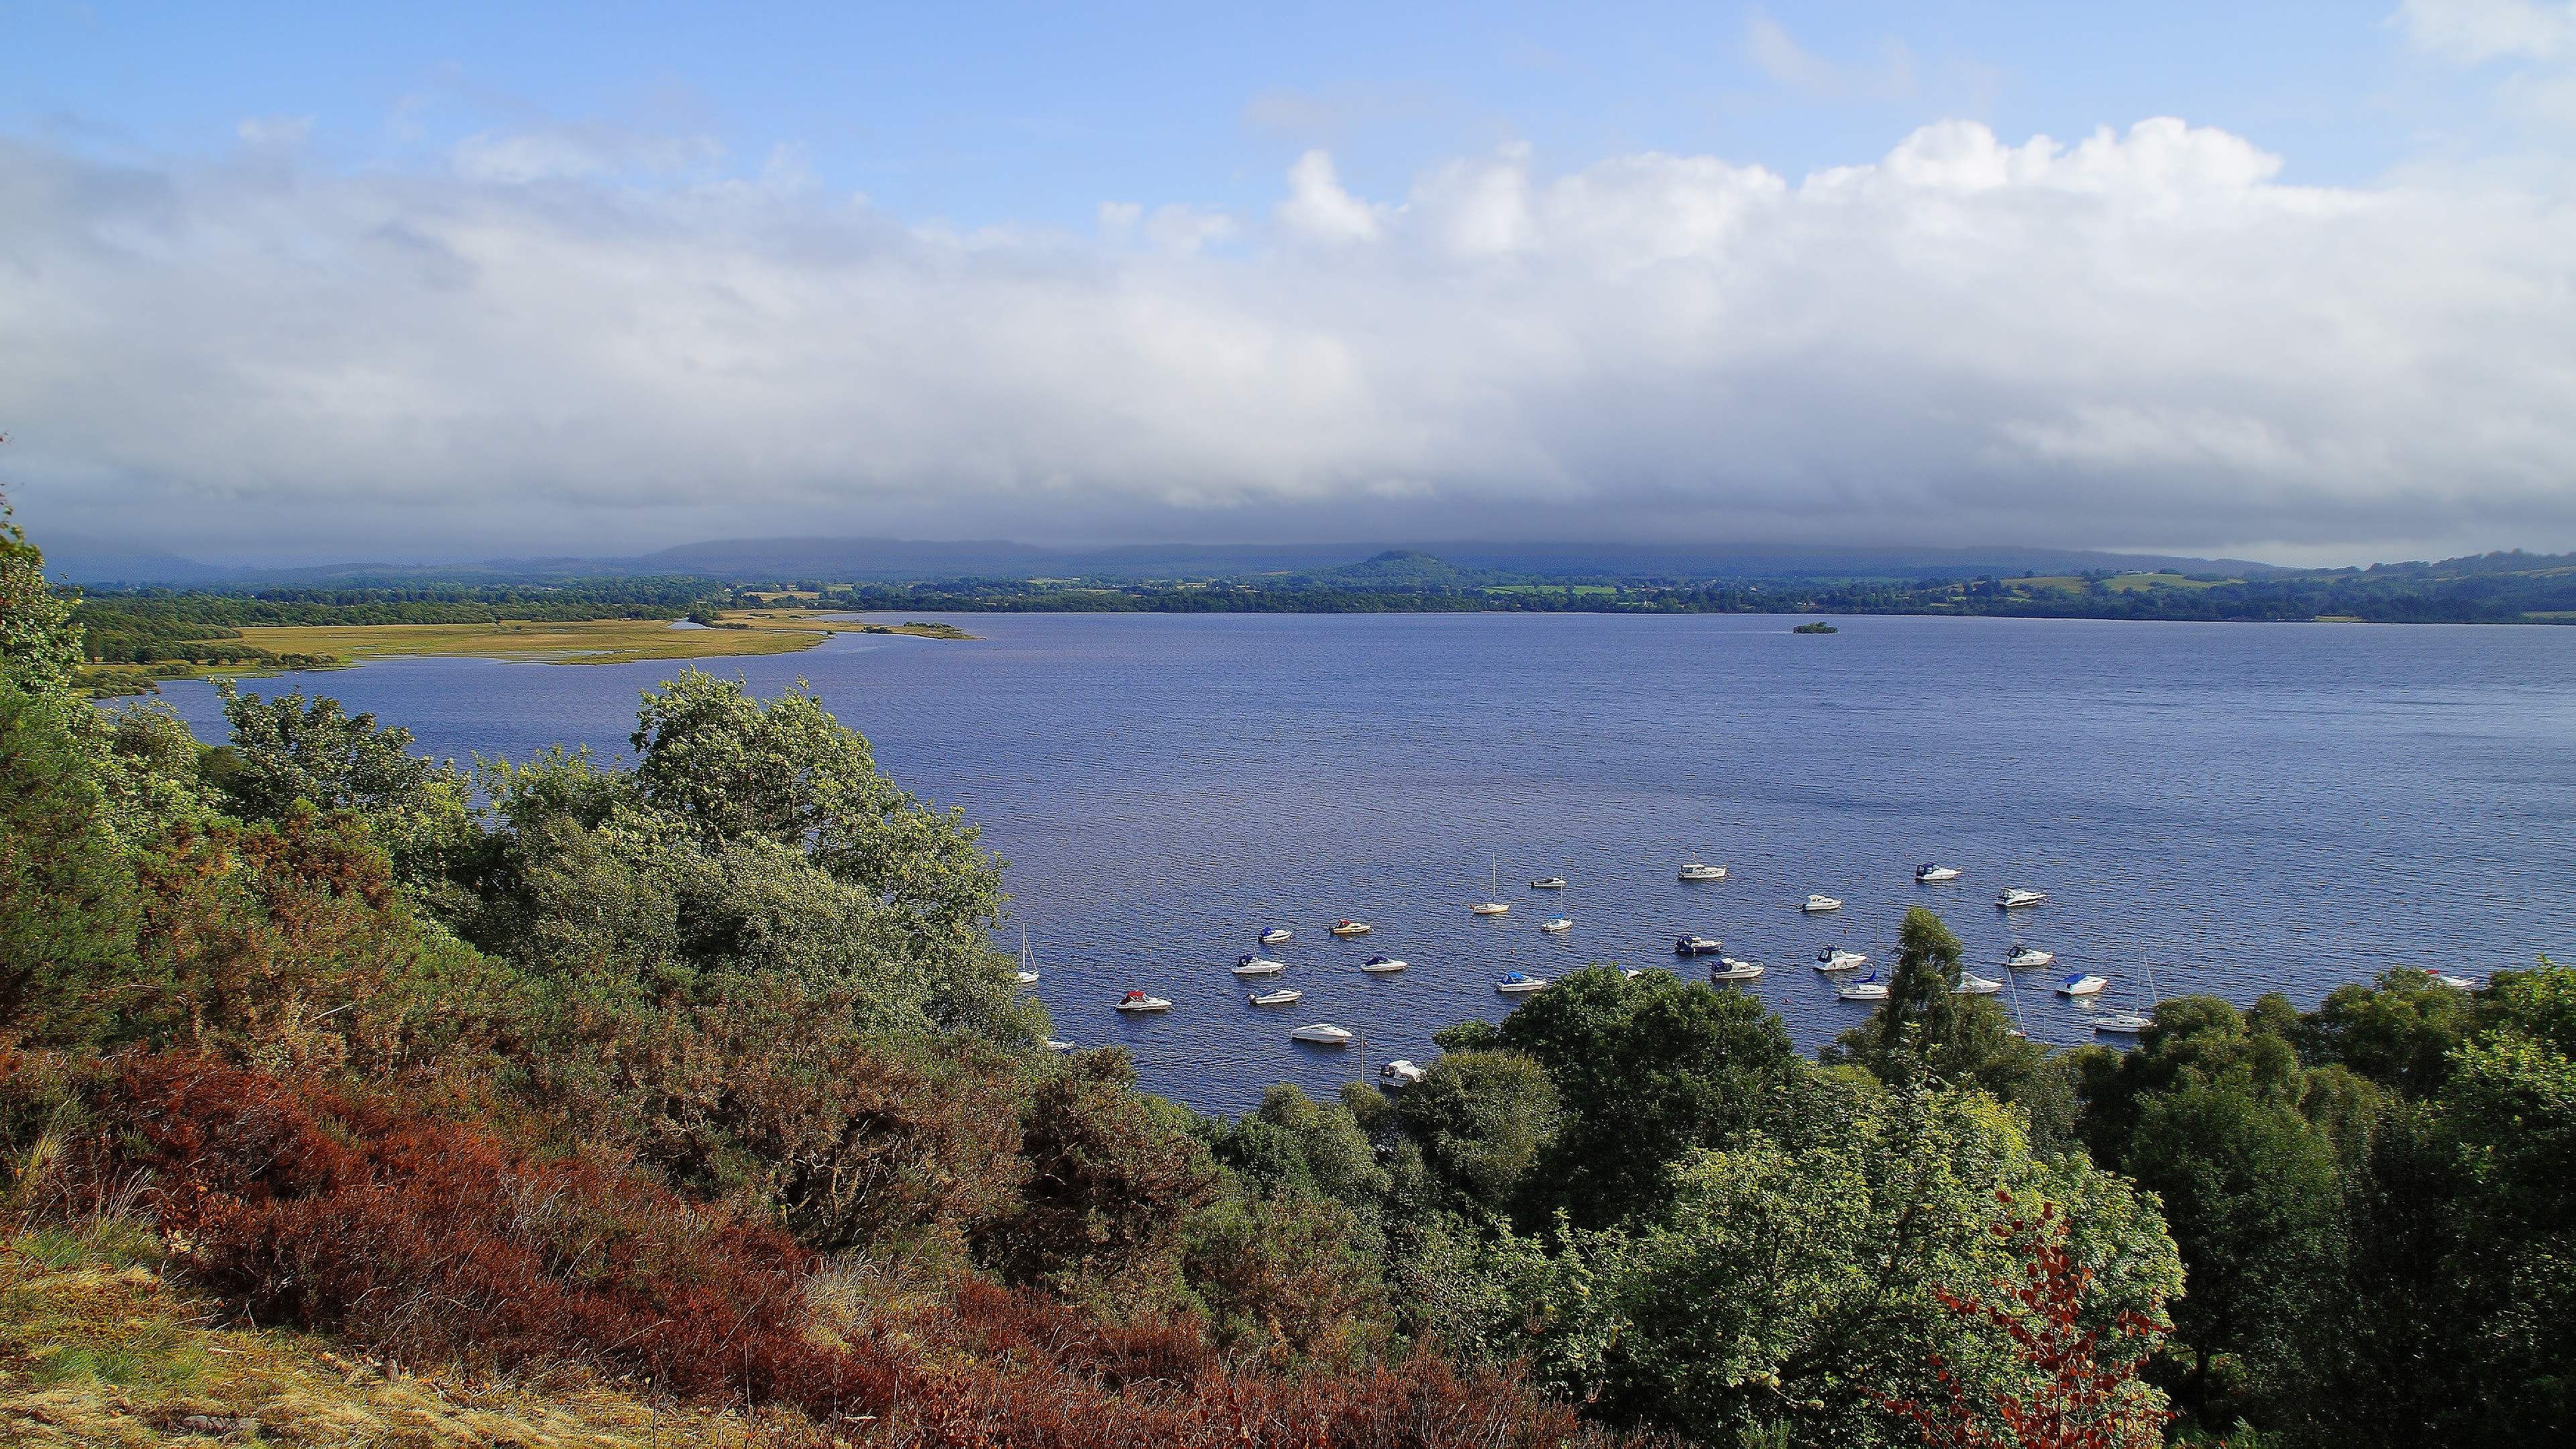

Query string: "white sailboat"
[[1540, 916, 1573, 933], [1838, 972, 1889, 1002], [1014, 926, 1040, 985], [1471, 854, 1511, 915]]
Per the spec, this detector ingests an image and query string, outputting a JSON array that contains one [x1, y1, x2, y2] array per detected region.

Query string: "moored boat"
[[2057, 973, 2108, 997], [1711, 957, 1765, 981], [1260, 926, 1294, 945], [2003, 944, 2056, 970], [1248, 987, 1303, 1006], [1998, 888, 2048, 910], [1291, 1022, 1356, 1046], [1955, 973, 2002, 996], [1116, 990, 1173, 1013], [2092, 1010, 2153, 1034], [1540, 916, 1573, 933], [1530, 876, 1567, 890], [1380, 1059, 1426, 1087], [1678, 862, 1728, 881], [1360, 955, 1408, 974], [1494, 972, 1549, 995], [1331, 919, 1373, 936], [1803, 894, 1843, 914], [1232, 954, 1287, 977], [1815, 946, 1870, 971], [1674, 934, 1723, 956], [1838, 972, 1889, 1002], [1915, 863, 1963, 883]]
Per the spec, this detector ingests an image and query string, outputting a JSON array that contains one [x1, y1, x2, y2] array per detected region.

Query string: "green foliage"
[[1483, 965, 1798, 1228], [1829, 907, 2045, 1105], [215, 682, 474, 890], [0, 684, 140, 1045], [2294, 967, 2473, 1096], [1397, 1049, 1562, 1214], [0, 493, 82, 696]]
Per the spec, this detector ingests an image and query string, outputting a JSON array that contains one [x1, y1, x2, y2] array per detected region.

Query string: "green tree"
[[215, 682, 472, 888], [2294, 967, 2473, 1097], [1829, 907, 2043, 1104], [1399, 1049, 1563, 1214], [0, 682, 140, 1044], [1487, 965, 1798, 1227]]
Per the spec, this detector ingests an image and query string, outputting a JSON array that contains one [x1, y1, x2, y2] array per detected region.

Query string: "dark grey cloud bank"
[[5, 113, 2575, 568]]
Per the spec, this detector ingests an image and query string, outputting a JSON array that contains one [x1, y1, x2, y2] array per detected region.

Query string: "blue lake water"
[[159, 613, 2576, 1118]]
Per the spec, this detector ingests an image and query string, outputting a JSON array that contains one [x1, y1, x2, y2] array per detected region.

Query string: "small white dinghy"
[[1540, 916, 1573, 933], [1291, 1022, 1356, 1046], [1803, 894, 1843, 914], [1998, 888, 2049, 910], [1260, 926, 1295, 945], [1248, 987, 1303, 1007], [1529, 876, 1568, 890], [1494, 972, 1550, 995], [1232, 955, 1287, 977], [1915, 863, 1963, 883], [1838, 972, 1889, 1002], [1955, 973, 2003, 996], [1380, 1059, 1426, 1087], [1331, 919, 1373, 937], [1360, 955, 1408, 974], [1815, 946, 1870, 971], [2004, 944, 2056, 970], [1678, 862, 1728, 881], [2092, 1010, 2153, 1034], [2057, 973, 2108, 998], [1116, 990, 1173, 1013], [1711, 957, 1765, 981]]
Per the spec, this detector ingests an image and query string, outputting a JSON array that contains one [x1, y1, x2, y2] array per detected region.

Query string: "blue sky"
[[7, 2, 2576, 564]]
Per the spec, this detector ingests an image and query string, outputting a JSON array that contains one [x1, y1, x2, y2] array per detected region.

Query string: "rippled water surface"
[[162, 613, 2576, 1116]]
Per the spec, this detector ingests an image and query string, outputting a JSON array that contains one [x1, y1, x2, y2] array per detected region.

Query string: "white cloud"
[[2396, 0, 2576, 63], [5, 115, 2575, 564]]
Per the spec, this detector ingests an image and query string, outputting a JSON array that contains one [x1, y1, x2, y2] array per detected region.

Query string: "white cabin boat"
[[2056, 973, 2108, 998], [1360, 955, 1407, 974], [2426, 969, 2478, 990], [1815, 946, 1870, 971], [1116, 990, 1173, 1013], [2092, 1010, 2153, 1034], [1248, 987, 1303, 1006], [1955, 973, 2002, 996], [1331, 920, 1373, 936], [2003, 944, 2056, 970], [1678, 862, 1729, 881], [1838, 973, 1889, 1002], [1290, 1023, 1356, 1046], [1711, 957, 1765, 981], [1232, 955, 1287, 977], [1530, 876, 1567, 890], [1998, 888, 2049, 910], [1380, 1059, 1426, 1087], [1494, 972, 1549, 995], [1674, 934, 1723, 956], [1260, 926, 1294, 945], [1540, 916, 1573, 933], [1803, 894, 1843, 914], [1915, 863, 1963, 883]]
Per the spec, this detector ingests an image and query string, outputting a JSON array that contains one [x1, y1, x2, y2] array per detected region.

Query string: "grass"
[[0, 1221, 803, 1448], [205, 609, 975, 676]]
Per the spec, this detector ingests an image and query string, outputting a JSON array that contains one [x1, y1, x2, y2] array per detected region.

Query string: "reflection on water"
[[160, 612, 2576, 1117]]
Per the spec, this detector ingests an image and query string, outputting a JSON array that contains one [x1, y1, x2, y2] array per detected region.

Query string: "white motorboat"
[[1360, 955, 1407, 974], [1803, 894, 1843, 914], [2092, 1010, 2153, 1034], [1998, 888, 2049, 910], [1248, 987, 1303, 1007], [1815, 946, 1870, 971], [2426, 969, 2478, 990], [2003, 944, 2055, 970], [1530, 876, 1567, 890], [1955, 973, 2002, 996], [1260, 926, 1294, 945], [1042, 1038, 1074, 1052], [1622, 967, 1647, 978], [1711, 957, 1765, 981], [1540, 916, 1573, 933], [2056, 973, 2108, 998], [1494, 972, 1550, 995], [1915, 863, 1963, 883], [1674, 934, 1724, 956], [1232, 954, 1287, 977], [1471, 855, 1511, 914], [1331, 919, 1373, 937], [1839, 972, 1889, 1002], [1379, 1059, 1426, 1087], [1291, 1023, 1356, 1046], [1678, 862, 1728, 881], [1116, 990, 1173, 1013]]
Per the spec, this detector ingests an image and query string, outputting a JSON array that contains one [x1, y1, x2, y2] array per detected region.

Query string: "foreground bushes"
[[19, 1050, 1597, 1449]]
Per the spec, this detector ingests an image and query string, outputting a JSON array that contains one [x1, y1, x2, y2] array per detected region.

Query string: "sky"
[[4, 1, 2575, 567]]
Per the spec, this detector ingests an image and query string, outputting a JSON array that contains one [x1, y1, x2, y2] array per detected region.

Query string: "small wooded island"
[[1793, 620, 1839, 633]]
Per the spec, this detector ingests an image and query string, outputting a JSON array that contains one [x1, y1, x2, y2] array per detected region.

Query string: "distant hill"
[[38, 534, 239, 588]]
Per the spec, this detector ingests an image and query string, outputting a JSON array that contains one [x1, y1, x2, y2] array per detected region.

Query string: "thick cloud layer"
[[5, 115, 2574, 564]]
